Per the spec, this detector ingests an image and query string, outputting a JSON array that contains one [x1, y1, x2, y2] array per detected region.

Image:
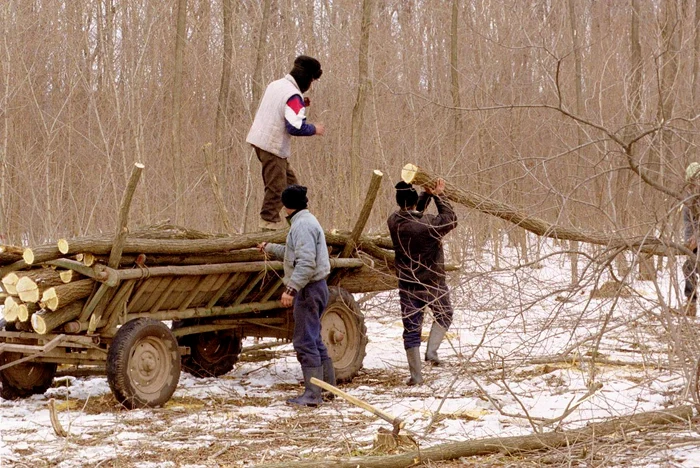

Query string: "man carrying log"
[[258, 185, 333, 406], [388, 178, 457, 385], [246, 55, 326, 231], [681, 162, 700, 317]]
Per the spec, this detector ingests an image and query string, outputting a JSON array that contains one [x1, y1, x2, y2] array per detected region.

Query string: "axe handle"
[[310, 377, 404, 429]]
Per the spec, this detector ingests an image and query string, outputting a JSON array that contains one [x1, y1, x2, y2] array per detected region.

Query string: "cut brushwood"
[[40, 279, 95, 311]]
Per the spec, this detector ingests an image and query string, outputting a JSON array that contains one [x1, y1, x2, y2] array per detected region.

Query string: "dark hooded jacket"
[[387, 193, 457, 289]]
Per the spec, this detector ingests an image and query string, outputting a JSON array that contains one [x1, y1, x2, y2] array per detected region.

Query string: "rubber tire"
[[172, 319, 242, 378], [107, 318, 181, 409], [0, 351, 57, 400], [321, 286, 367, 382]]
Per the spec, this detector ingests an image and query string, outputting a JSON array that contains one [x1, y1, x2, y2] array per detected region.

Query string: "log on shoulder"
[[401, 163, 669, 255]]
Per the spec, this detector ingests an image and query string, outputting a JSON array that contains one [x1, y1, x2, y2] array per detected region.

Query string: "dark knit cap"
[[290, 55, 322, 93], [395, 181, 418, 209], [281, 184, 309, 210]]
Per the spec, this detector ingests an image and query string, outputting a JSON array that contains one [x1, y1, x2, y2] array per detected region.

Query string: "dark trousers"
[[684, 251, 698, 302], [292, 279, 330, 368], [399, 282, 453, 349], [255, 147, 298, 223]]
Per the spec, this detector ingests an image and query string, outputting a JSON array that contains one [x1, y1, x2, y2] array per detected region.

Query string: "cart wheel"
[[173, 320, 242, 378], [107, 318, 180, 409], [321, 286, 367, 382], [0, 351, 57, 400]]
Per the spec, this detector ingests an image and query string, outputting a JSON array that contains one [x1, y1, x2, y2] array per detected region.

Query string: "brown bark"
[[40, 279, 95, 311], [258, 406, 693, 468], [31, 301, 84, 335]]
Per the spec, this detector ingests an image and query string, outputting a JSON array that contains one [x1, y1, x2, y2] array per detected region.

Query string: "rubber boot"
[[425, 322, 448, 366], [405, 347, 424, 386], [287, 366, 323, 407], [321, 359, 336, 401]]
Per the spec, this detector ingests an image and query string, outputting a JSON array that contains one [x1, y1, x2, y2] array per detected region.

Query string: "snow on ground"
[[2, 241, 700, 467]]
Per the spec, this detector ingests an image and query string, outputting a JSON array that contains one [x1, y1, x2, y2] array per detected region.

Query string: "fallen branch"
[[256, 405, 693, 468]]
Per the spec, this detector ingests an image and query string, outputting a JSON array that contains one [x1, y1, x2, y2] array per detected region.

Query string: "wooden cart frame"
[[0, 167, 394, 408]]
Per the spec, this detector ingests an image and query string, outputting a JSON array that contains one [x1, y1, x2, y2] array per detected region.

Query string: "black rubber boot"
[[425, 322, 448, 366], [405, 347, 423, 386], [287, 366, 323, 407], [321, 359, 336, 401]]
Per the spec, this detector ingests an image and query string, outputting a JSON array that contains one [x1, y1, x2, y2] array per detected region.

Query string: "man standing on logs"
[[681, 162, 700, 317], [246, 56, 326, 232], [388, 178, 457, 385], [258, 185, 333, 406]]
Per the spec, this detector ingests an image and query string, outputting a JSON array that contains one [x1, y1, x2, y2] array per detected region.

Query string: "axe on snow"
[[310, 377, 404, 436]]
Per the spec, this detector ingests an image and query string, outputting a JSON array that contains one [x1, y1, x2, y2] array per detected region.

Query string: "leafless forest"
[[2, 0, 697, 243], [3, 0, 700, 465]]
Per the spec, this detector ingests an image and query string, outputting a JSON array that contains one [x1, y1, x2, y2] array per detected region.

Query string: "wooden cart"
[[0, 251, 396, 408], [0, 166, 396, 408]]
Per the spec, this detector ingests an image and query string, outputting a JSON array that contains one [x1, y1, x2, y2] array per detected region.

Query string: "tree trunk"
[[243, 0, 273, 233], [349, 0, 373, 208], [31, 301, 85, 335], [171, 0, 188, 225]]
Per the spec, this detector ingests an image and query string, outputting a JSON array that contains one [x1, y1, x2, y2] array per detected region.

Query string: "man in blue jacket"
[[258, 185, 332, 406], [388, 178, 457, 385]]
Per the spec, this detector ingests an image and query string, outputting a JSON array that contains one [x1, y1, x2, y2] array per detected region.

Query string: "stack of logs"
[[0, 224, 398, 336]]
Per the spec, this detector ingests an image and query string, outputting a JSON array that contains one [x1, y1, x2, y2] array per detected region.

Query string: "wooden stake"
[[340, 169, 383, 258], [108, 162, 144, 269]]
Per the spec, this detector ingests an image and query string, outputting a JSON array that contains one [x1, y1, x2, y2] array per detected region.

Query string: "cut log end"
[[3, 296, 19, 321], [23, 248, 35, 265], [31, 314, 47, 334], [2, 272, 19, 295], [16, 276, 39, 303], [401, 163, 419, 184], [373, 169, 383, 177], [57, 239, 69, 255], [41, 287, 58, 311]]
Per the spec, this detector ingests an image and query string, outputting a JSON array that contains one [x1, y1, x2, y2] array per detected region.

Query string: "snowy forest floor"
[[2, 243, 700, 467]]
